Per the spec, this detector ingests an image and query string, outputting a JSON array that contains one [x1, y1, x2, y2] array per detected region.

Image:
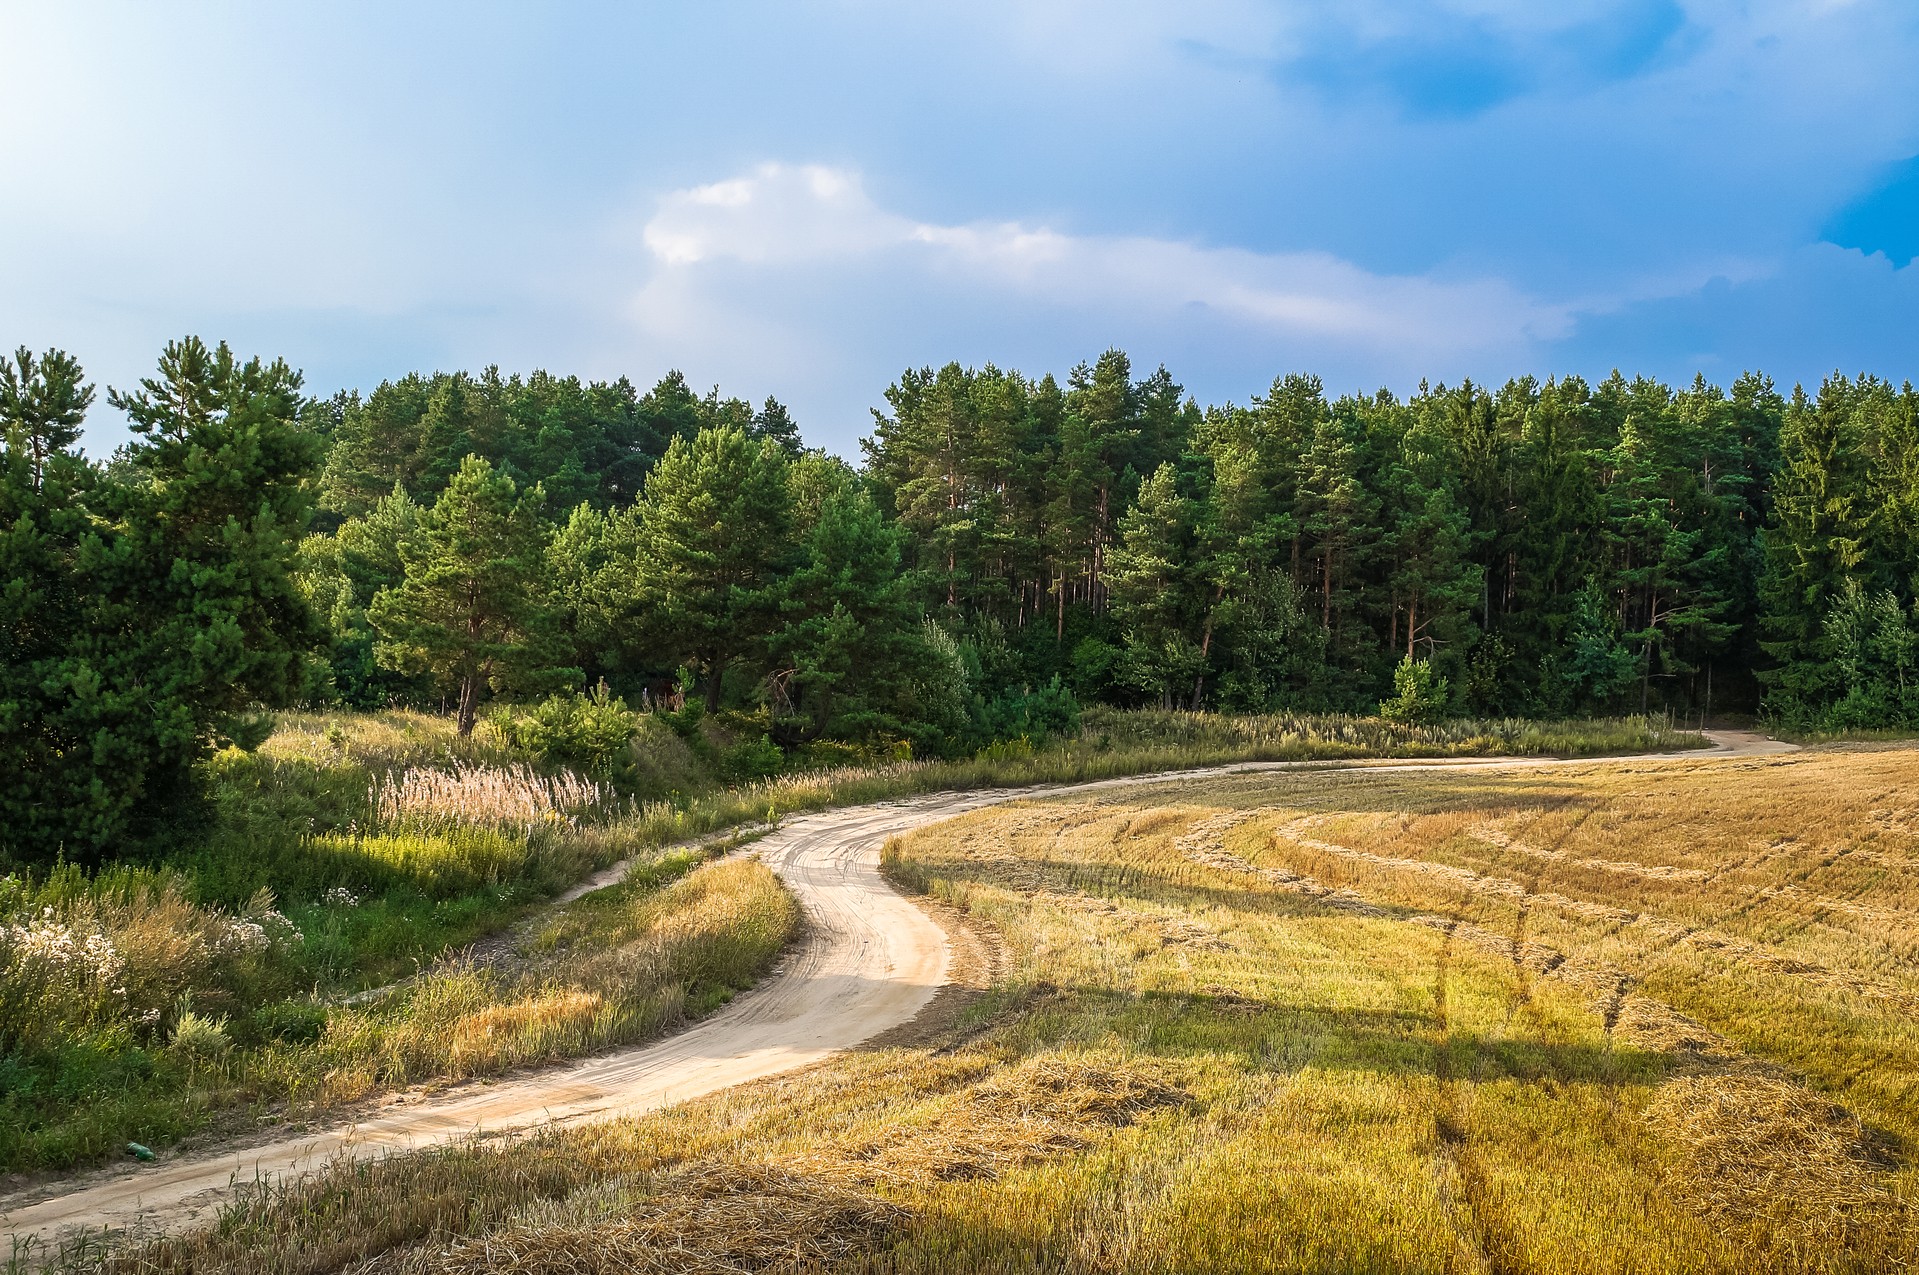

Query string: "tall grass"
[[0, 720, 685, 1172], [242, 857, 798, 1106], [372, 763, 620, 832]]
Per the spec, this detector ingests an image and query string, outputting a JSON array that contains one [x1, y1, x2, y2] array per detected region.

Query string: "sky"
[[3, 0, 1917, 457]]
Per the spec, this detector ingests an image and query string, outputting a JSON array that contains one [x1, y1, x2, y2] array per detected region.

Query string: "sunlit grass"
[[0, 705, 1697, 1181], [84, 742, 1917, 1274]]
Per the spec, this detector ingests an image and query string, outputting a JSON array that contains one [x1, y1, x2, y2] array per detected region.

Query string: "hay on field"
[[410, 1161, 905, 1274], [1648, 1073, 1913, 1259], [815, 1056, 1190, 1187], [388, 1056, 1188, 1273]]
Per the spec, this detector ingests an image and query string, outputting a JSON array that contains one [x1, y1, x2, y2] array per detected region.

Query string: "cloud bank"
[[626, 162, 1588, 441]]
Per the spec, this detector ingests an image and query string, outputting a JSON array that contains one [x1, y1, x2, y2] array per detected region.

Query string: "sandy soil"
[[0, 729, 1791, 1252]]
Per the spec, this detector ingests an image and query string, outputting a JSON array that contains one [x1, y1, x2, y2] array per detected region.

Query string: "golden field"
[[88, 743, 1918, 1274]]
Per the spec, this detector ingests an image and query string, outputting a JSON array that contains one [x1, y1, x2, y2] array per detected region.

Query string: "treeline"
[[6, 337, 1919, 862], [866, 353, 1782, 718]]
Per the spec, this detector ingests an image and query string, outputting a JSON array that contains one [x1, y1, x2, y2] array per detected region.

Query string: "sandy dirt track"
[[0, 730, 1793, 1251]]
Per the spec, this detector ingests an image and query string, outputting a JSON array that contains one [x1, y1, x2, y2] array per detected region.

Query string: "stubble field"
[[86, 743, 1919, 1274]]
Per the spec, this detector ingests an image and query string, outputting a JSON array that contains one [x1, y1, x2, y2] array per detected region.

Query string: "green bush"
[[497, 686, 638, 779], [169, 1006, 231, 1058], [721, 734, 785, 783], [974, 676, 1081, 749], [250, 1000, 328, 1044], [1379, 657, 1452, 725]]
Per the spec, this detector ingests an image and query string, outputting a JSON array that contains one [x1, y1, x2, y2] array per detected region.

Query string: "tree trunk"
[[1321, 552, 1332, 630], [706, 657, 726, 713], [457, 673, 480, 737]]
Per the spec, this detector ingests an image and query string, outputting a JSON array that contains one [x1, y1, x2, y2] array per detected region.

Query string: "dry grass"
[[1648, 1074, 1906, 1258], [373, 764, 620, 832], [295, 857, 799, 1104], [52, 742, 1919, 1275]]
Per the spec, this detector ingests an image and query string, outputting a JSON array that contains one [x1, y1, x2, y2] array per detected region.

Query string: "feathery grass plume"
[[373, 762, 619, 833]]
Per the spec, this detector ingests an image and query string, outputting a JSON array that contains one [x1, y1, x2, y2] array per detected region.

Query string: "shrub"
[[975, 677, 1081, 749], [975, 736, 1036, 763], [498, 687, 639, 779], [251, 1000, 328, 1044], [1379, 657, 1451, 725], [169, 1005, 231, 1058], [721, 735, 786, 783]]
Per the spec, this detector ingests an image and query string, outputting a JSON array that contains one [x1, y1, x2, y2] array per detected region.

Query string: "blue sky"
[[3, 1, 1917, 456]]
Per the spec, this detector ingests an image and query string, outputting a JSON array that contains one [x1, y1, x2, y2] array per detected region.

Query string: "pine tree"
[[1379, 411, 1483, 682], [108, 337, 326, 717], [1503, 376, 1603, 710], [369, 455, 569, 734], [1758, 377, 1878, 719], [297, 484, 428, 706], [3, 338, 323, 861], [1107, 464, 1206, 706], [628, 427, 792, 711], [0, 349, 117, 858], [0, 346, 93, 491], [773, 481, 928, 738], [1297, 396, 1381, 705], [751, 396, 804, 457]]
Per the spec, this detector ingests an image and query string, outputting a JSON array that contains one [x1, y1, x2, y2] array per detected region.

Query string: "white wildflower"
[[0, 910, 126, 986]]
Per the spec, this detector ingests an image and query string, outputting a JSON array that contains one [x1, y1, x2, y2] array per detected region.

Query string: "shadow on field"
[[892, 980, 1675, 1089]]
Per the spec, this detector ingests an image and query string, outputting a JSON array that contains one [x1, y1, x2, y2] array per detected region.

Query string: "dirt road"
[[0, 730, 1792, 1252]]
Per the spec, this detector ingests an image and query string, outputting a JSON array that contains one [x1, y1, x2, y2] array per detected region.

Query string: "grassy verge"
[[1768, 724, 1919, 745], [0, 849, 793, 1174], [0, 713, 796, 1174], [83, 739, 1917, 1274]]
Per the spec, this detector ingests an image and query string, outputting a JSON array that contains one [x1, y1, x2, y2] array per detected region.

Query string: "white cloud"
[[644, 165, 918, 266], [636, 162, 1572, 363]]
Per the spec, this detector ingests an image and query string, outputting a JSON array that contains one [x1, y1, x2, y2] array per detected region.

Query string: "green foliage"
[[628, 426, 792, 710], [317, 367, 677, 521], [719, 734, 785, 783], [974, 676, 1081, 747], [1758, 375, 1919, 726], [1551, 582, 1642, 714], [1, 337, 322, 865], [299, 485, 429, 707], [1813, 579, 1919, 729], [869, 362, 1793, 717], [168, 1005, 231, 1058], [369, 455, 574, 735], [498, 686, 639, 779], [0, 344, 92, 488], [1379, 657, 1451, 724], [772, 476, 935, 741]]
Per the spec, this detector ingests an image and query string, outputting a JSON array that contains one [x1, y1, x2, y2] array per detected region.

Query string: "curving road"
[[0, 731, 1794, 1252]]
